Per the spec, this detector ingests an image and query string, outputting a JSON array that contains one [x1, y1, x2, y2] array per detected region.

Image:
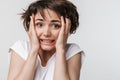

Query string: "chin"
[[41, 45, 55, 51]]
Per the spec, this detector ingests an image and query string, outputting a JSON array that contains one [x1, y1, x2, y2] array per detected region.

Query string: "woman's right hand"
[[27, 14, 40, 54]]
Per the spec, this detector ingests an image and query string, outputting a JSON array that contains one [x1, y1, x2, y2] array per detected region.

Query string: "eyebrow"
[[51, 20, 60, 23], [35, 19, 60, 23], [35, 19, 43, 21]]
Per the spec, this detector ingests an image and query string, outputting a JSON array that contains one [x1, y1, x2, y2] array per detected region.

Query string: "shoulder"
[[67, 43, 80, 50], [9, 40, 30, 60], [66, 43, 83, 60]]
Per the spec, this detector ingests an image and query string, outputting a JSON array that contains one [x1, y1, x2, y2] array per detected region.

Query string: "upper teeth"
[[42, 40, 53, 43]]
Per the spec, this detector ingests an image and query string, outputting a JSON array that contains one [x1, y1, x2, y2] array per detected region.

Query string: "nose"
[[43, 26, 51, 37]]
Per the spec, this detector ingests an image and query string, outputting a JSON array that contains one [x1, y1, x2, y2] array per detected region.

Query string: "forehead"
[[35, 9, 60, 20]]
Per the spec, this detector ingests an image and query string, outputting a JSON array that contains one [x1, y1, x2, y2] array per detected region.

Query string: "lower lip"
[[40, 40, 55, 46]]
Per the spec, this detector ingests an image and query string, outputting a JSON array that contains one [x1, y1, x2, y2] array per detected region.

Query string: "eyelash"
[[35, 22, 61, 29], [51, 24, 61, 29], [35, 23, 43, 28]]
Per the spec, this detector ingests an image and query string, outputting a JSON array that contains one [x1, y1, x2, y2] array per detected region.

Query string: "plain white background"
[[0, 0, 120, 80]]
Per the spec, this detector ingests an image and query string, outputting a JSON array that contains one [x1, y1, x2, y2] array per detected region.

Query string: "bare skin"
[[7, 9, 81, 80]]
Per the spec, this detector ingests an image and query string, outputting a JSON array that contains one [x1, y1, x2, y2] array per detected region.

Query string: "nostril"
[[43, 31, 51, 37]]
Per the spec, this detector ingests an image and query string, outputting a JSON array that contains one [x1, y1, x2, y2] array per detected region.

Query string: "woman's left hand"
[[55, 16, 71, 52]]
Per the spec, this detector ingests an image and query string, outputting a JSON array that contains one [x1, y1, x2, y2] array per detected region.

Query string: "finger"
[[30, 14, 35, 31], [61, 16, 65, 34], [28, 16, 33, 34], [27, 16, 32, 35], [28, 14, 35, 35], [65, 18, 71, 35]]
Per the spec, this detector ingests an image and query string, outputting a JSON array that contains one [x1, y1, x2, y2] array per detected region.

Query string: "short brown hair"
[[21, 0, 79, 34]]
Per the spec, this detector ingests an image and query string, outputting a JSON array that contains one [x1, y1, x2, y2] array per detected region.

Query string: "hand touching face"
[[34, 9, 61, 51], [32, 9, 71, 52], [55, 16, 71, 50], [28, 14, 40, 53]]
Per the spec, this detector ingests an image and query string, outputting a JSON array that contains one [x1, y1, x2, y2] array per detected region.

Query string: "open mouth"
[[40, 39, 55, 45]]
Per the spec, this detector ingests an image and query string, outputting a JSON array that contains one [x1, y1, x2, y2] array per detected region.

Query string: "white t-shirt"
[[9, 40, 84, 80]]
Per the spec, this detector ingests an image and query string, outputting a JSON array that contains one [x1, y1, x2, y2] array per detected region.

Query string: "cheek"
[[35, 27, 42, 37], [52, 30, 60, 39]]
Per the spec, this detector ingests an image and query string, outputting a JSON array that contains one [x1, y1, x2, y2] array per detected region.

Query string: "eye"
[[51, 24, 61, 29], [35, 23, 43, 28]]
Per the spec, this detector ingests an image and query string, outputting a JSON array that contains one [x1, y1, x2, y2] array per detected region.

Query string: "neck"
[[38, 49, 55, 67]]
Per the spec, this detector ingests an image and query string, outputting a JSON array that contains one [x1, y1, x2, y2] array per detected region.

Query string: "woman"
[[8, 0, 84, 80]]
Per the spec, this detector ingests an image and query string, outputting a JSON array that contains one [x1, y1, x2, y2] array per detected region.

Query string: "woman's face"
[[34, 9, 61, 51]]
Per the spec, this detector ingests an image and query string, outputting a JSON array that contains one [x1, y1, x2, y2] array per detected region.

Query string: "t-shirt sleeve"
[[9, 40, 29, 60], [66, 43, 85, 63]]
